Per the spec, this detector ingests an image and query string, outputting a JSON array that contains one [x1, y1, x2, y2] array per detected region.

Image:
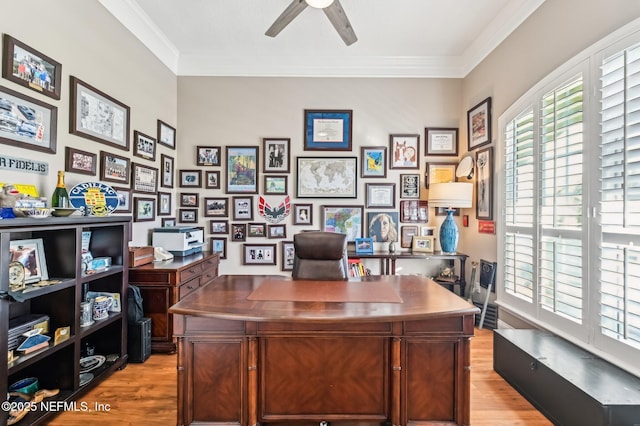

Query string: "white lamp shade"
[[427, 182, 473, 208], [306, 0, 334, 8]]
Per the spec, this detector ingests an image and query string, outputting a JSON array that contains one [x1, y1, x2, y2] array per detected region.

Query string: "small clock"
[[9, 261, 26, 292]]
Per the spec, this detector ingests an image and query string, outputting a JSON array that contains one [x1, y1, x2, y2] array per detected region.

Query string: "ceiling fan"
[[265, 0, 358, 46]]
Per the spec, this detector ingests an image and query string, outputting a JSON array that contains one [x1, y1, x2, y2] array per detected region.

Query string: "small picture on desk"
[[355, 237, 374, 254], [412, 236, 434, 253]]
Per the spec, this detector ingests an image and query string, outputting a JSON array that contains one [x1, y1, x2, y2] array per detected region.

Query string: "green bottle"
[[51, 170, 69, 208]]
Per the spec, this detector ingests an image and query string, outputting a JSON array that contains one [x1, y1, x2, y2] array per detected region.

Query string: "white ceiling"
[[99, 0, 544, 78]]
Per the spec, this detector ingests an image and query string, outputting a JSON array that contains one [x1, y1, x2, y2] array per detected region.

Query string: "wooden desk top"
[[169, 274, 479, 323]]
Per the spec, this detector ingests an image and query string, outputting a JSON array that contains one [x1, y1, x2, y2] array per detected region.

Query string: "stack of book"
[[348, 259, 369, 277], [8, 314, 49, 351]]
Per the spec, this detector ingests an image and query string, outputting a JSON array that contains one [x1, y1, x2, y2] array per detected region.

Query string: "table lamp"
[[427, 182, 473, 254]]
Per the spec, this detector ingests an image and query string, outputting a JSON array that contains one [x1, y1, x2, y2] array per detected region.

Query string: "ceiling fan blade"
[[323, 0, 357, 46], [265, 0, 308, 37]]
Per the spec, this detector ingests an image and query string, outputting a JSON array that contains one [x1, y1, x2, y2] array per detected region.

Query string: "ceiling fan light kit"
[[306, 0, 334, 8], [266, 0, 357, 46]]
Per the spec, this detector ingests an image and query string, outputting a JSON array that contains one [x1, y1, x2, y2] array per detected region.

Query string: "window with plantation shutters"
[[539, 76, 584, 323], [599, 43, 640, 349], [498, 21, 640, 374], [504, 110, 535, 302], [502, 75, 585, 322]]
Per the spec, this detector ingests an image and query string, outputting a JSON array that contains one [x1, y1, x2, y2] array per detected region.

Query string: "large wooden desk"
[[348, 251, 469, 296], [170, 275, 479, 426]]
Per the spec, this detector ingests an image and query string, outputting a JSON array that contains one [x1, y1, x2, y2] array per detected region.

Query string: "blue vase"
[[439, 209, 458, 253]]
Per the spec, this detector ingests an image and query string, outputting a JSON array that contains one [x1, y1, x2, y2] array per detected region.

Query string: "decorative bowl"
[[52, 208, 80, 217], [13, 208, 52, 218], [9, 377, 39, 394]]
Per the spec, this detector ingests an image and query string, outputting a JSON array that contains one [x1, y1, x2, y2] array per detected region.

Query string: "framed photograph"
[[158, 192, 171, 215], [232, 223, 247, 241], [412, 236, 435, 253], [268, 224, 287, 239], [113, 187, 132, 213], [321, 205, 363, 241], [179, 193, 199, 208], [132, 163, 158, 193], [355, 237, 374, 254], [161, 154, 174, 188], [204, 197, 228, 217], [197, 145, 221, 166], [232, 196, 254, 220], [420, 226, 436, 236], [400, 226, 419, 248], [467, 97, 492, 150], [134, 197, 156, 222], [100, 151, 130, 185], [360, 146, 387, 178], [367, 211, 399, 243], [293, 203, 313, 225], [476, 146, 493, 220], [297, 157, 357, 198], [304, 109, 352, 151], [2, 34, 62, 100], [157, 119, 176, 149], [210, 237, 227, 259], [162, 217, 176, 227], [242, 244, 276, 265], [179, 169, 202, 188], [247, 223, 266, 237], [263, 138, 290, 173], [390, 134, 419, 169], [179, 209, 198, 223], [226, 146, 259, 194], [205, 171, 220, 189], [400, 174, 420, 199], [210, 220, 229, 235], [281, 241, 295, 271], [133, 130, 156, 161], [0, 85, 57, 153], [365, 183, 395, 208], [400, 200, 428, 223], [425, 162, 457, 188], [425, 127, 458, 156], [70, 76, 130, 150], [264, 175, 287, 195], [10, 238, 49, 284], [65, 147, 96, 176]]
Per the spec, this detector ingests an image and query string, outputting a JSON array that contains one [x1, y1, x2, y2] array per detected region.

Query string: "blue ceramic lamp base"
[[439, 209, 459, 254]]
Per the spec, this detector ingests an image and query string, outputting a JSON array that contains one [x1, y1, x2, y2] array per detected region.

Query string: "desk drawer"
[[180, 263, 203, 282], [179, 278, 200, 299]]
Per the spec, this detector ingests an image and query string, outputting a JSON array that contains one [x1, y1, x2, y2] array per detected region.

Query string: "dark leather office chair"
[[292, 231, 349, 280]]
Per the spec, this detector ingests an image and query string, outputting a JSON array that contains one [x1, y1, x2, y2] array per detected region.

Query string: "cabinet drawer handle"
[[188, 268, 196, 273]]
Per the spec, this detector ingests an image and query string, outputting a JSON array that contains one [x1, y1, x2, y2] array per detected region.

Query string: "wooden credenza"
[[170, 275, 479, 426], [128, 252, 219, 353]]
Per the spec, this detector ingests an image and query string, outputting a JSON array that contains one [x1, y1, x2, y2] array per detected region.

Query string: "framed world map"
[[296, 156, 357, 198]]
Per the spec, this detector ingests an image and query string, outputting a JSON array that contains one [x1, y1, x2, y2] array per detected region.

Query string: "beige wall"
[[178, 77, 462, 275], [0, 0, 177, 245], [460, 0, 640, 301]]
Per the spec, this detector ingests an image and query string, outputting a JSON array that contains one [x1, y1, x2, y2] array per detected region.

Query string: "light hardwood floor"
[[49, 328, 551, 425]]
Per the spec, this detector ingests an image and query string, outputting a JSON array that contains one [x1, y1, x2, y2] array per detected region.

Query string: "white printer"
[[152, 226, 205, 256]]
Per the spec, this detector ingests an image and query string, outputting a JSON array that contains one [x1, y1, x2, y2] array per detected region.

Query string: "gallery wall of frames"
[[171, 108, 490, 273]]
